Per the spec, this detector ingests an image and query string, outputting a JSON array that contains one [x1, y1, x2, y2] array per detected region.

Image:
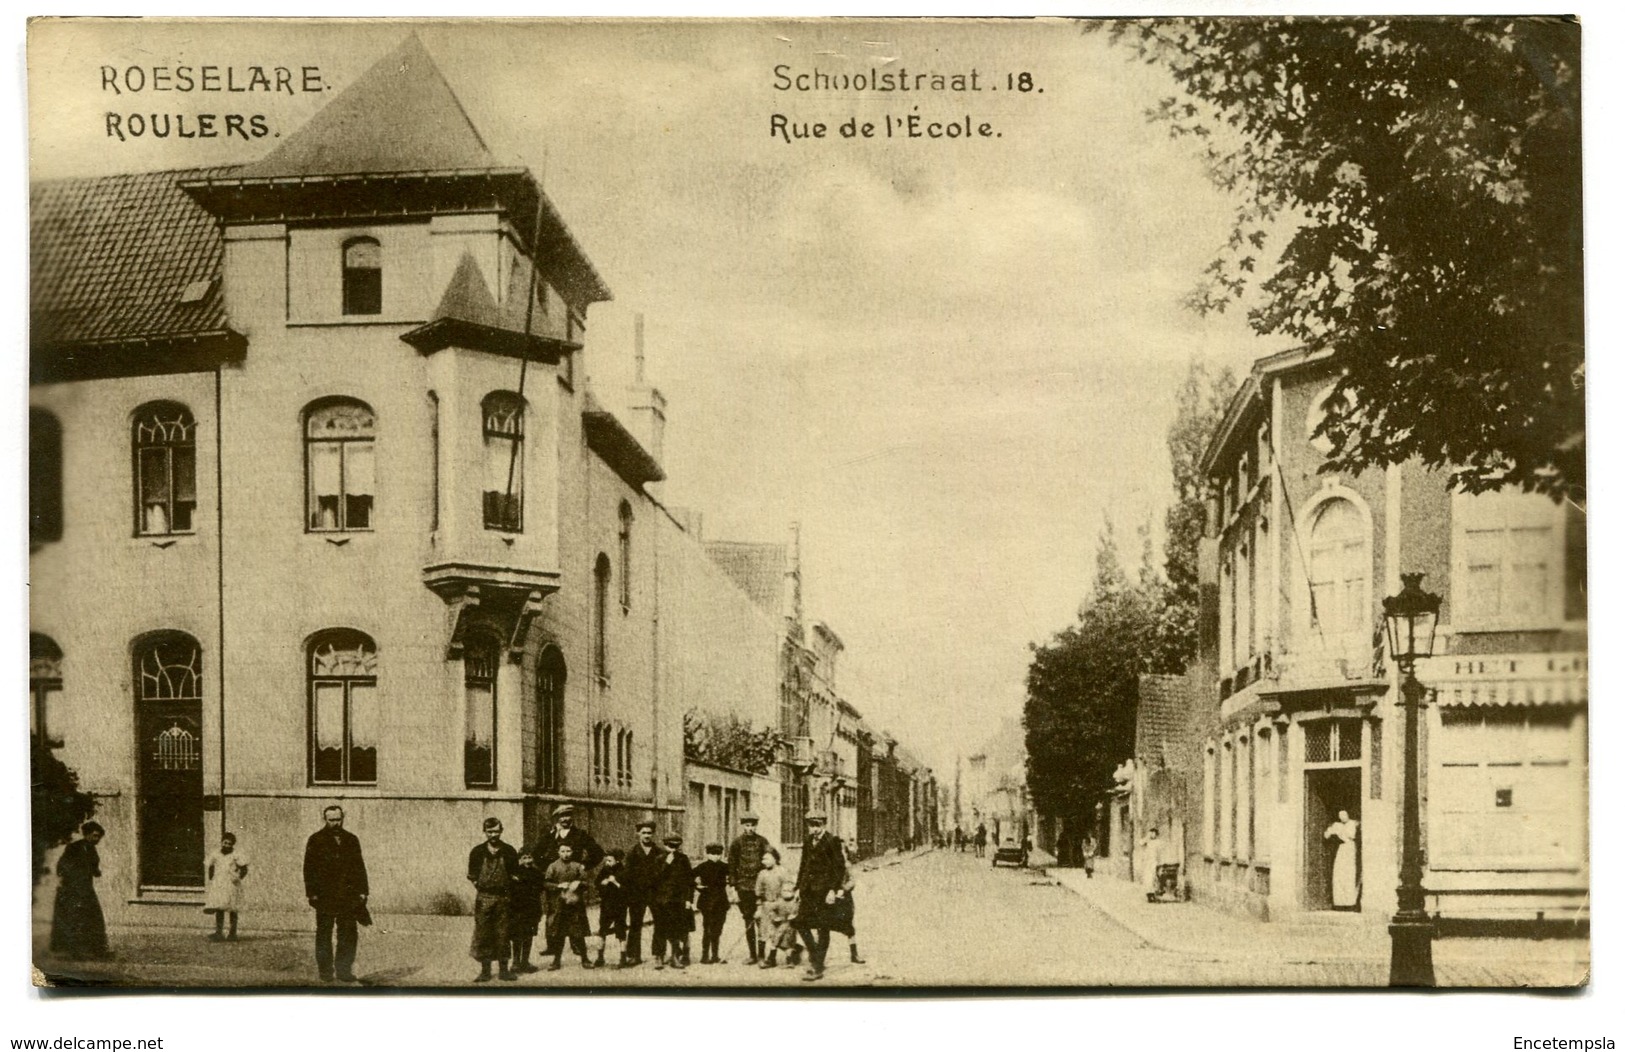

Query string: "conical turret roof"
[[238, 34, 498, 179]]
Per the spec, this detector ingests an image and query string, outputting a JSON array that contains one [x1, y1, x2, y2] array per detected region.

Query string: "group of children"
[[494, 839, 817, 977]]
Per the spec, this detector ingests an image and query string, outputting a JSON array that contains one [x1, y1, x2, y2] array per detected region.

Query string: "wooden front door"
[[134, 635, 205, 887]]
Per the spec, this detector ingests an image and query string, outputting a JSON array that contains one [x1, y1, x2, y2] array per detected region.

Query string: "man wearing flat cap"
[[620, 819, 663, 966], [726, 812, 774, 964], [528, 802, 604, 872], [466, 817, 519, 982], [793, 809, 848, 982]]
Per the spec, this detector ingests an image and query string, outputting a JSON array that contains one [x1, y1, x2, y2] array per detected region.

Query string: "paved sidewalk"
[[1045, 866, 1589, 988]]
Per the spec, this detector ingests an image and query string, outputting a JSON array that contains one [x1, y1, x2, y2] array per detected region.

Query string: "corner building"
[[29, 38, 722, 915], [1184, 347, 1587, 929]]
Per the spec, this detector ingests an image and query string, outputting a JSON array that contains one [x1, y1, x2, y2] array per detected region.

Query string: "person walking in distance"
[[303, 805, 369, 983], [792, 810, 849, 982], [621, 820, 663, 966], [974, 822, 987, 858], [1080, 832, 1097, 879], [726, 812, 772, 964], [466, 817, 519, 982]]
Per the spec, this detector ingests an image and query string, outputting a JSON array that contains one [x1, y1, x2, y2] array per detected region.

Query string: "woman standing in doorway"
[[1323, 810, 1360, 909]]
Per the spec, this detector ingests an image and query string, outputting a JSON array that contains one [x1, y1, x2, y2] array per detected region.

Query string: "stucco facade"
[[1183, 348, 1588, 929]]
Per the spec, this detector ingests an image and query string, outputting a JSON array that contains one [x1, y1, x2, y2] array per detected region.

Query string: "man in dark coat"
[[793, 810, 849, 982], [650, 832, 694, 969], [620, 819, 664, 966], [528, 803, 604, 870], [303, 805, 369, 983], [726, 812, 773, 964]]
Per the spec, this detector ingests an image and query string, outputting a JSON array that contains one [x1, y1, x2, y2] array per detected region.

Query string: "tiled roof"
[[703, 541, 786, 615], [236, 35, 497, 180], [31, 165, 236, 349], [401, 249, 576, 360]]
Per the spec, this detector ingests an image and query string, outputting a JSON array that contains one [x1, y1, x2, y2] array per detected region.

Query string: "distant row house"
[[1124, 346, 1587, 931], [28, 37, 935, 916]]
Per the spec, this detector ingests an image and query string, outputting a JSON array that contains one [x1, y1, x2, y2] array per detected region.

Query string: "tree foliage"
[[683, 710, 779, 776], [1024, 523, 1173, 823], [1153, 360, 1238, 667], [1099, 17, 1583, 502], [31, 736, 96, 885]]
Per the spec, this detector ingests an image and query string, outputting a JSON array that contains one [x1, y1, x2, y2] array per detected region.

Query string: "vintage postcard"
[[26, 17, 1588, 990]]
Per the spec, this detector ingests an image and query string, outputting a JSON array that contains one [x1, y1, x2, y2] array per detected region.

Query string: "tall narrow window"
[[133, 402, 197, 536], [621, 729, 634, 788], [464, 634, 498, 789], [30, 408, 63, 545], [342, 237, 382, 316], [305, 399, 376, 532], [30, 633, 63, 748], [593, 553, 611, 684], [535, 647, 566, 791], [428, 392, 440, 532], [309, 630, 378, 785], [1307, 499, 1369, 655], [618, 501, 633, 612], [482, 393, 524, 531]]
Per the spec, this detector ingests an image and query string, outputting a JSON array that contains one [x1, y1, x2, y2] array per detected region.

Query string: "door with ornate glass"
[[134, 634, 205, 887]]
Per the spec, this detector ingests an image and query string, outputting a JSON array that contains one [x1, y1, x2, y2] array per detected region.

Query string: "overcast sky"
[[29, 20, 1288, 773]]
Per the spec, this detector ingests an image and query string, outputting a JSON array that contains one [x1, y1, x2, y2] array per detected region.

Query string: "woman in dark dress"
[[50, 822, 109, 959]]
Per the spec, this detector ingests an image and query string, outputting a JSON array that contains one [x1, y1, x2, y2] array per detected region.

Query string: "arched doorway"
[[536, 646, 566, 792], [133, 632, 205, 887]]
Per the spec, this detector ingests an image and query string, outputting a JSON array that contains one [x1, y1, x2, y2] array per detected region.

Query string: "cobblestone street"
[[34, 849, 1588, 989]]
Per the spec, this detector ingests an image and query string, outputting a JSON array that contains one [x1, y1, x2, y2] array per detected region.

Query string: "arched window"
[[618, 501, 634, 612], [535, 646, 566, 792], [305, 399, 375, 532], [1307, 499, 1370, 640], [30, 408, 63, 545], [133, 402, 196, 536], [464, 633, 498, 788], [591, 721, 609, 787], [342, 237, 382, 316], [482, 392, 525, 531], [30, 633, 63, 748], [308, 629, 378, 785], [593, 553, 611, 684]]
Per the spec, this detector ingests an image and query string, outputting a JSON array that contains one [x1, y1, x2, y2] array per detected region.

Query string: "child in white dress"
[[204, 833, 250, 940]]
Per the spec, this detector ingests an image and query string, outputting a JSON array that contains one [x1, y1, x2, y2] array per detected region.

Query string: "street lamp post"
[[1382, 572, 1442, 988]]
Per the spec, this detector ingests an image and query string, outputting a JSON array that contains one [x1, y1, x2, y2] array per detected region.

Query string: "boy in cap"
[[620, 819, 663, 966], [693, 843, 731, 964], [726, 812, 772, 963], [651, 832, 693, 969], [466, 817, 519, 982], [541, 841, 593, 970], [593, 848, 628, 968], [508, 847, 544, 973]]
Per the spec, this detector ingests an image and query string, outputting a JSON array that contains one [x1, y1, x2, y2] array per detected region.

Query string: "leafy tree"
[[1023, 523, 1166, 826], [683, 710, 780, 776], [31, 736, 95, 885], [1099, 17, 1583, 502], [1153, 359, 1237, 666]]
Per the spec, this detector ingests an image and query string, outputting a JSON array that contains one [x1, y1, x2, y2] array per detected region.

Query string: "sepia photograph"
[[23, 14, 1590, 995]]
